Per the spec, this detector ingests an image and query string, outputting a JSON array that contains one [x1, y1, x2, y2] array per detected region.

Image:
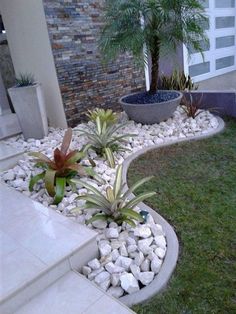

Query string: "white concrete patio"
[[0, 182, 135, 314]]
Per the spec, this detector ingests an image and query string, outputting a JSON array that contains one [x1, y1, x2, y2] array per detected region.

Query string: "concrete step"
[[0, 183, 98, 314], [0, 113, 21, 140], [0, 142, 24, 171], [14, 271, 135, 314]]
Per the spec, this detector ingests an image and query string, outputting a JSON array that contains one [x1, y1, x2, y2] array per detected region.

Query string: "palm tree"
[[100, 0, 208, 95]]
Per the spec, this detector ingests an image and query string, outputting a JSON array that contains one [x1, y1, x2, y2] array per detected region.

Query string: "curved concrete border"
[[120, 116, 225, 307]]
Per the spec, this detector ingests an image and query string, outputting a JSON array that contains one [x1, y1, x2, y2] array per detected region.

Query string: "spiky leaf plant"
[[79, 117, 134, 168], [16, 73, 35, 87], [86, 108, 118, 126], [181, 93, 204, 119], [159, 70, 198, 91], [100, 0, 208, 93], [71, 164, 156, 227], [29, 128, 95, 204]]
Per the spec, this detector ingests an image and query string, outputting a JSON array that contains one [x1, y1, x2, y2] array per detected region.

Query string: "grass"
[[128, 118, 236, 314]]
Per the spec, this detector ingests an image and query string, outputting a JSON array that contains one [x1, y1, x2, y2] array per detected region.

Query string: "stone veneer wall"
[[43, 0, 145, 127]]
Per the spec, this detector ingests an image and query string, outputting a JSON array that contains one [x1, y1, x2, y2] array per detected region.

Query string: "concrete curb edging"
[[119, 116, 225, 307]]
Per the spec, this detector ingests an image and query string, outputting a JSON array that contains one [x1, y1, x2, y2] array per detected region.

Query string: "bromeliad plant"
[[79, 117, 133, 168], [29, 128, 94, 204], [86, 108, 118, 126], [71, 164, 156, 227]]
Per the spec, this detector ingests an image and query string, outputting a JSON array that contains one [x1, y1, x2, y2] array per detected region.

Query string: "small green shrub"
[[79, 117, 133, 168], [159, 70, 198, 91], [16, 73, 35, 87], [71, 164, 156, 226], [29, 128, 96, 204], [86, 108, 118, 125]]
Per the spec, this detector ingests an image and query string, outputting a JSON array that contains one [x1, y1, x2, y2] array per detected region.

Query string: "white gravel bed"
[[0, 107, 219, 297]]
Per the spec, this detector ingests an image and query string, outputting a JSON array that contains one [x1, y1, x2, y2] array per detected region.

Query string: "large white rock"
[[99, 242, 112, 256], [88, 258, 101, 270], [138, 237, 153, 254], [134, 251, 145, 266], [115, 256, 132, 270], [119, 244, 128, 257], [127, 244, 137, 254], [92, 220, 107, 229], [151, 256, 162, 274], [140, 258, 150, 272], [111, 273, 121, 287], [105, 227, 119, 239], [99, 278, 111, 291], [94, 271, 110, 285], [110, 239, 124, 250], [107, 286, 124, 298], [120, 273, 140, 294], [3, 170, 15, 181], [130, 263, 140, 279], [105, 262, 125, 274], [82, 266, 91, 276], [155, 247, 166, 259], [134, 225, 152, 238], [154, 235, 166, 249], [150, 223, 165, 236], [138, 271, 155, 286], [88, 267, 104, 280]]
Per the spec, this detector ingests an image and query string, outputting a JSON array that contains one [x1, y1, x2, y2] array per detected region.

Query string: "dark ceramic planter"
[[119, 90, 183, 124]]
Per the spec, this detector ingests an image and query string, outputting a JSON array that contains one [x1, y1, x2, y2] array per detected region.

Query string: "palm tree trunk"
[[149, 44, 160, 94]]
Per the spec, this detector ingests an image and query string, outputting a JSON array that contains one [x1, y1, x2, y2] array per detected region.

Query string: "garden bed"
[[0, 107, 222, 301]]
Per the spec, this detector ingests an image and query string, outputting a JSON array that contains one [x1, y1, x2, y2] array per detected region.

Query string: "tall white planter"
[[8, 83, 48, 139]]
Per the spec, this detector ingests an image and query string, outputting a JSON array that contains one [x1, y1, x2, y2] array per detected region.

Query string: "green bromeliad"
[[29, 128, 98, 204], [71, 164, 156, 227], [78, 116, 134, 168]]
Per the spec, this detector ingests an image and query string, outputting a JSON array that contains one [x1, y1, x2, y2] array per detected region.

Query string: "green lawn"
[[128, 118, 236, 314]]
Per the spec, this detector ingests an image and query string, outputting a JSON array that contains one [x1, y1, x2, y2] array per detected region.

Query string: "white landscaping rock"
[[151, 257, 162, 274], [154, 235, 166, 249], [140, 258, 151, 272], [88, 258, 101, 270], [115, 256, 132, 271], [107, 286, 124, 298], [120, 273, 140, 294], [99, 242, 112, 256], [105, 262, 124, 274], [105, 228, 119, 239], [134, 225, 152, 238], [138, 271, 155, 286], [155, 247, 166, 259], [94, 271, 110, 285], [82, 266, 92, 276], [138, 237, 153, 255]]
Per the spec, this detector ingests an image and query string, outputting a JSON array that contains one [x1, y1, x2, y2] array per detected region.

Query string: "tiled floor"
[[14, 271, 135, 314], [0, 182, 97, 302]]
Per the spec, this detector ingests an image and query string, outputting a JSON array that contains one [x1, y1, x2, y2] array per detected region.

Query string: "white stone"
[[134, 225, 152, 238], [155, 247, 166, 259], [138, 271, 155, 286], [105, 262, 124, 274], [150, 223, 165, 236], [82, 266, 91, 276], [88, 258, 101, 270], [120, 273, 140, 294], [3, 170, 15, 181], [115, 256, 132, 270], [134, 251, 145, 266], [105, 227, 119, 239], [92, 220, 107, 229], [126, 237, 136, 245], [119, 244, 128, 257], [107, 286, 124, 298], [99, 242, 112, 256], [88, 267, 104, 280], [130, 263, 140, 279], [111, 273, 121, 287], [99, 278, 111, 291], [110, 239, 124, 250], [140, 258, 150, 272], [127, 244, 137, 254], [154, 235, 166, 249], [151, 256, 162, 274], [111, 249, 120, 261], [138, 237, 153, 254], [94, 271, 110, 285]]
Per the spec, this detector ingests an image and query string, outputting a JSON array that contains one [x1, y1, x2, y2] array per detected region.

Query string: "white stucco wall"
[[0, 0, 67, 128]]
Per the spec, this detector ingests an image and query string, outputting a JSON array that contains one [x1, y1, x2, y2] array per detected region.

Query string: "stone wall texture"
[[43, 0, 145, 126]]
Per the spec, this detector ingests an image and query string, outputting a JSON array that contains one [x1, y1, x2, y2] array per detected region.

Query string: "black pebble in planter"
[[119, 90, 183, 124]]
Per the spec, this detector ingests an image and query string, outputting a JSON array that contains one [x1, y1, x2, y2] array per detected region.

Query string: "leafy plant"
[[16, 73, 35, 87], [181, 93, 203, 118], [100, 0, 208, 93], [79, 117, 133, 168], [86, 108, 118, 125], [29, 128, 95, 204], [71, 164, 156, 227], [159, 70, 198, 91]]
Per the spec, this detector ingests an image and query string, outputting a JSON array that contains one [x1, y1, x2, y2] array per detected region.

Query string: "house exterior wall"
[[0, 0, 67, 128], [43, 0, 145, 127]]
